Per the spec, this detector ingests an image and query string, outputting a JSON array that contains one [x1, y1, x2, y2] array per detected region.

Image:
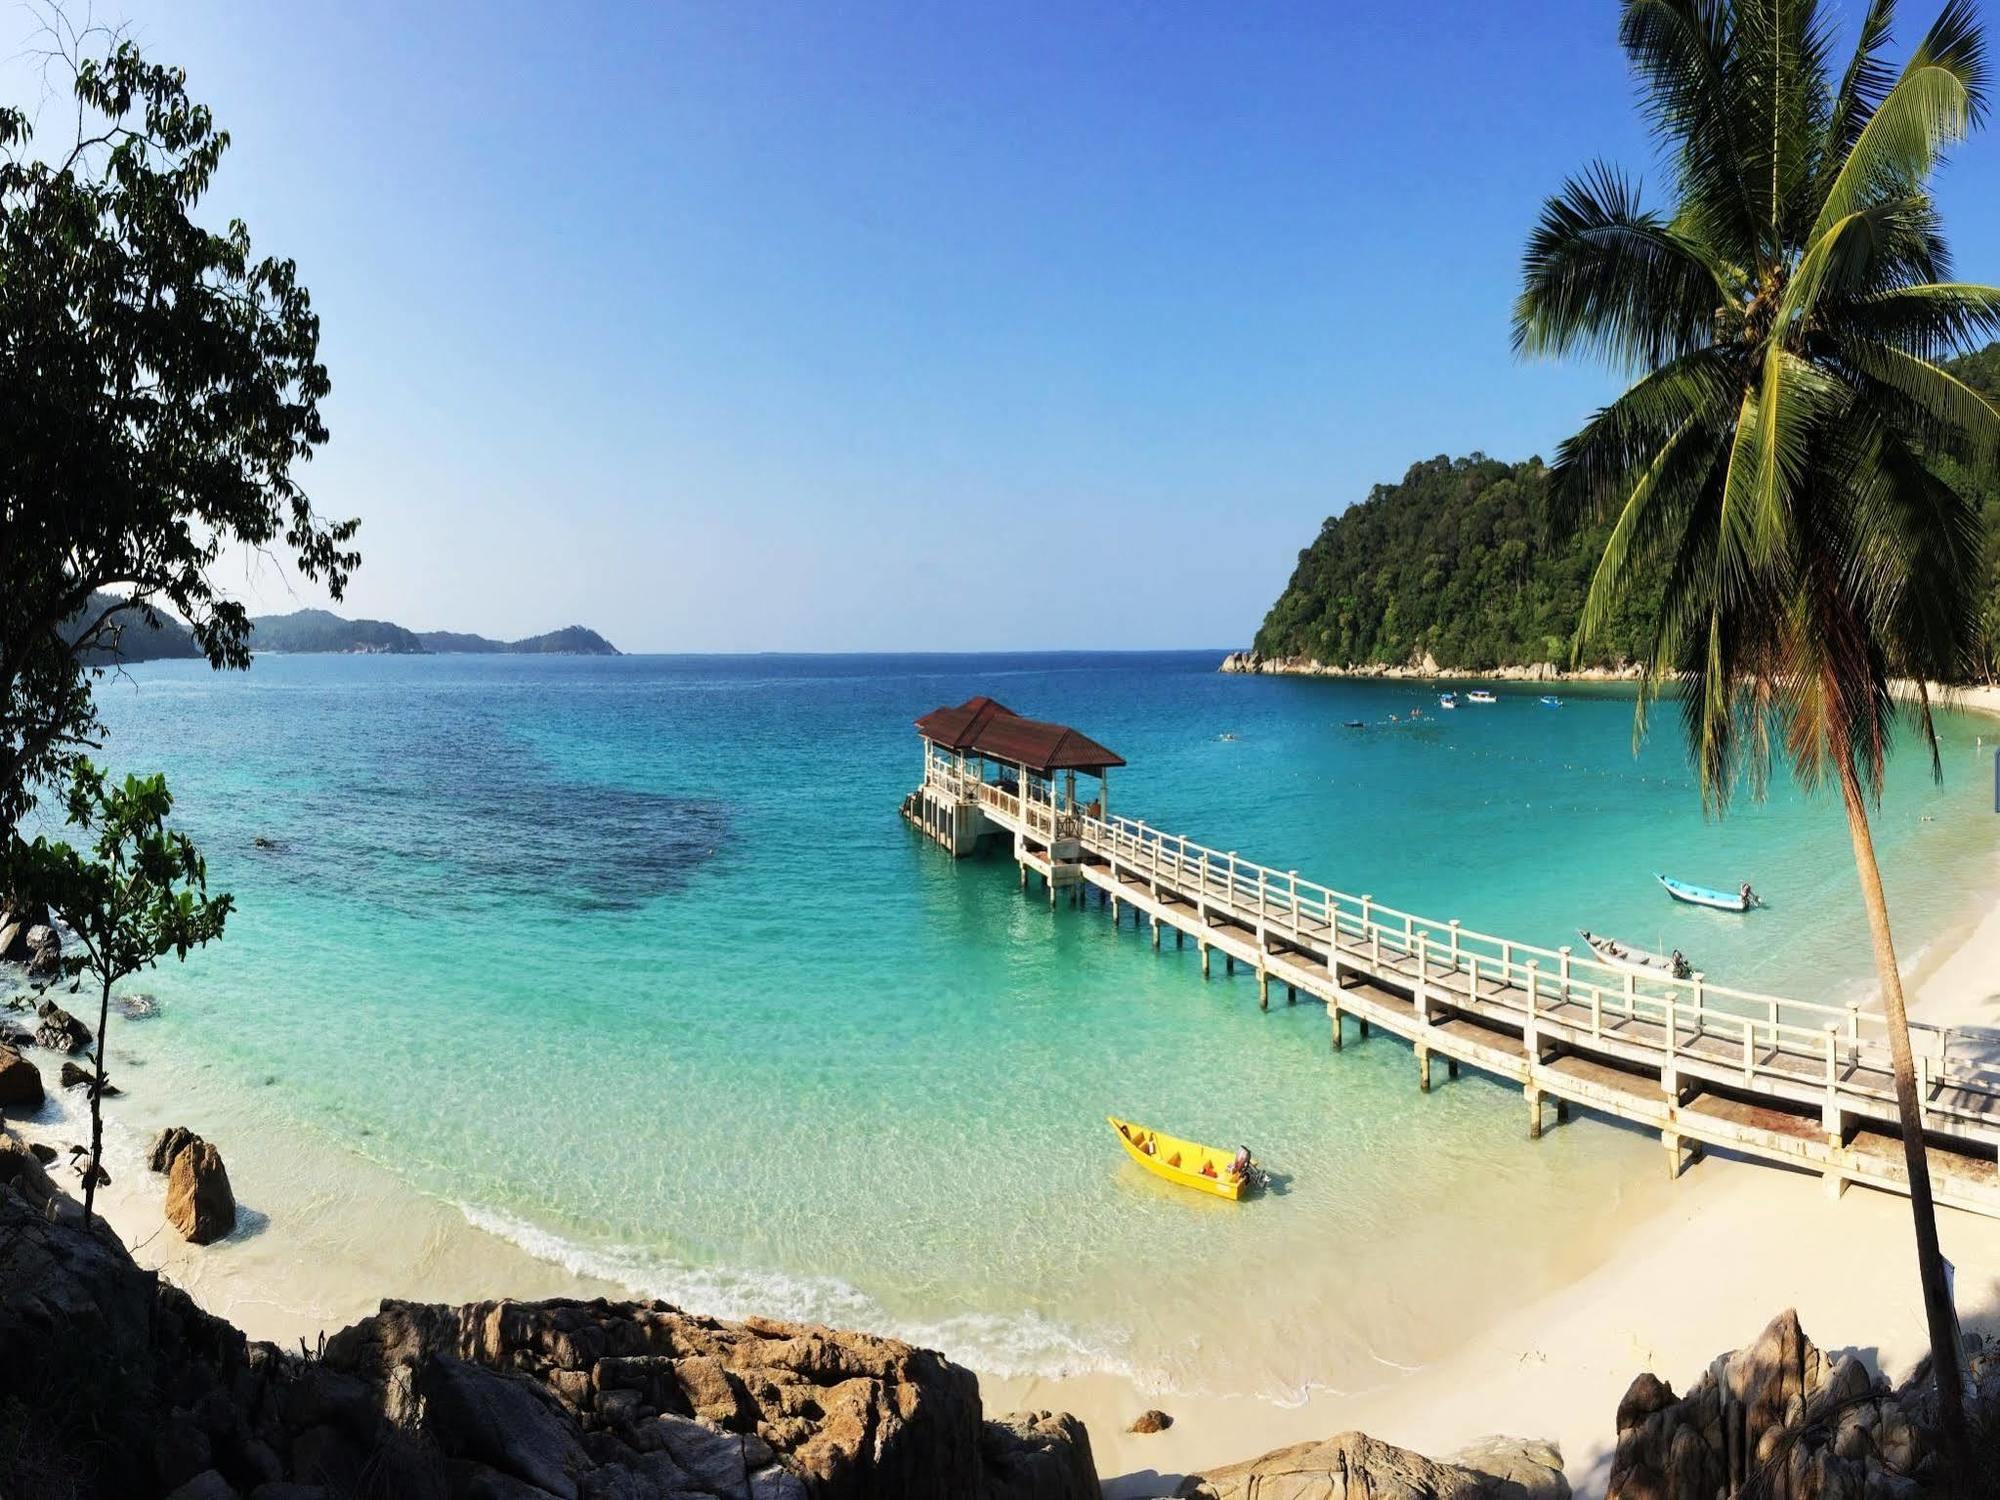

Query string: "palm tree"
[[1515, 0, 1998, 1457]]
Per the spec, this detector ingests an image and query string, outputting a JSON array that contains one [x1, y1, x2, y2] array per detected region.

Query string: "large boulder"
[[0, 1182, 1099, 1498], [165, 1139, 237, 1244], [35, 998, 91, 1053], [1607, 1309, 1928, 1500], [0, 1044, 44, 1109], [24, 924, 62, 980], [150, 1124, 201, 1174], [1176, 1429, 1567, 1500]]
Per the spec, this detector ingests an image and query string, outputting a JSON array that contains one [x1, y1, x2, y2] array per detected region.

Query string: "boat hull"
[[1655, 873, 1748, 911], [1108, 1116, 1243, 1200], [1577, 928, 1683, 978]]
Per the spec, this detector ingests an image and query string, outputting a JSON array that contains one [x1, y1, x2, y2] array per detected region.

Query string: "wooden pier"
[[904, 698, 2000, 1217]]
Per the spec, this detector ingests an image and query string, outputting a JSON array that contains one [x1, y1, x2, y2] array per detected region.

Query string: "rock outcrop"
[[1604, 1308, 1961, 1500], [163, 1137, 237, 1244], [1217, 651, 1642, 683], [34, 997, 92, 1052], [0, 1180, 1099, 1499], [1176, 1429, 1569, 1500], [24, 923, 62, 979], [0, 1042, 44, 1108], [0, 895, 49, 962]]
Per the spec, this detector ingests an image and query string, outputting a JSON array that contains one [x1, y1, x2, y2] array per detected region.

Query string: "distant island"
[[1242, 342, 2000, 677], [75, 605, 619, 662]]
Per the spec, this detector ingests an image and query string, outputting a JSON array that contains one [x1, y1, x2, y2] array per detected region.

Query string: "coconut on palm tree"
[[1515, 0, 1998, 1456]]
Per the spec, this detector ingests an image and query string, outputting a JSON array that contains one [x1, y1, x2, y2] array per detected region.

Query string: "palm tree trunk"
[[1835, 754, 1967, 1461]]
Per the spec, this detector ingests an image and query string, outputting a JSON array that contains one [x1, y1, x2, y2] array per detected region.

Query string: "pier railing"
[[930, 765, 2000, 1139]]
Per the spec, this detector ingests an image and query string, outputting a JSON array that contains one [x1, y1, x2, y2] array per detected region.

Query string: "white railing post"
[[1288, 870, 1299, 935], [1559, 944, 1572, 1003], [1590, 981, 1602, 1039], [1257, 868, 1267, 923], [1415, 930, 1430, 1021], [1468, 953, 1480, 1004], [1526, 960, 1540, 1025], [1448, 918, 1461, 967], [1741, 1019, 1755, 1082], [1691, 974, 1704, 1036], [1228, 852, 1238, 907]]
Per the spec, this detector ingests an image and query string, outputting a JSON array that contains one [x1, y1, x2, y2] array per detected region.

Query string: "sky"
[[11, 1, 2000, 652]]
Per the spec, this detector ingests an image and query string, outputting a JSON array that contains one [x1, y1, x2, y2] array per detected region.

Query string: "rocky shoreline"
[[1, 1147, 1990, 1498], [1217, 650, 1645, 683]]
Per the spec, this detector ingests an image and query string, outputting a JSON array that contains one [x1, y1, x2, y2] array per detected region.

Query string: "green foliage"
[[1254, 338, 2000, 681], [1514, 0, 1998, 806], [1252, 453, 1668, 671], [0, 23, 357, 831], [7, 760, 230, 1220], [247, 608, 426, 655]]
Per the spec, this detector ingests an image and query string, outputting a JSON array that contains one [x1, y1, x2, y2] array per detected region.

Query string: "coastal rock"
[[1606, 1309, 1930, 1500], [24, 924, 62, 979], [0, 1044, 44, 1108], [1175, 1428, 1563, 1500], [1129, 1408, 1173, 1434], [980, 1410, 1098, 1500], [165, 1139, 237, 1244], [62, 1060, 120, 1097], [119, 991, 164, 1021], [0, 1179, 1102, 1497], [151, 1124, 201, 1174], [1446, 1437, 1568, 1500], [35, 999, 92, 1053], [0, 1126, 58, 1208]]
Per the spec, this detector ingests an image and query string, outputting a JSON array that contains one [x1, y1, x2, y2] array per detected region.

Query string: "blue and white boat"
[[1466, 690, 1497, 704], [1655, 873, 1760, 912], [1539, 695, 1562, 707], [1438, 692, 1458, 710]]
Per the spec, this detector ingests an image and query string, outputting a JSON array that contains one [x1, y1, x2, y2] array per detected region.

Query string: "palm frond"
[[1822, 0, 1900, 174], [1514, 164, 1730, 369], [1808, 0, 1987, 244], [1620, 0, 1762, 258]]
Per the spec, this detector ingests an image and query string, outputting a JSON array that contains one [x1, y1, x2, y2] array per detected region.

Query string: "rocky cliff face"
[[0, 1179, 1096, 1500]]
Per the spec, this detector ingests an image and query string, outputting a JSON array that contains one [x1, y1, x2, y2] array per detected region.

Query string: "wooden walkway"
[[909, 768, 2000, 1217]]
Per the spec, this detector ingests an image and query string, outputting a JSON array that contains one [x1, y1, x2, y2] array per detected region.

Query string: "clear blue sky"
[[15, 1, 2000, 650]]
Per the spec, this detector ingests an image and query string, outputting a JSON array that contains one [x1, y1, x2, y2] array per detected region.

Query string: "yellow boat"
[[1108, 1116, 1247, 1201]]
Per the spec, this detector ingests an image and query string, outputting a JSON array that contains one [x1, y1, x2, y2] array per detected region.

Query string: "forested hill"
[[1249, 343, 2000, 675], [74, 606, 620, 661]]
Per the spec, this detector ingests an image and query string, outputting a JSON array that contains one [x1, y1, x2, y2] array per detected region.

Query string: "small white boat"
[[1539, 695, 1562, 707], [1579, 928, 1692, 980], [1466, 690, 1497, 704], [1438, 693, 1458, 710], [1655, 873, 1759, 911]]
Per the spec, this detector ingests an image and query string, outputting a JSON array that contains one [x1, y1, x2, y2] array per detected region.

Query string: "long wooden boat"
[[1655, 872, 1757, 911], [1578, 928, 1691, 980], [1466, 690, 1497, 704], [1108, 1116, 1246, 1201]]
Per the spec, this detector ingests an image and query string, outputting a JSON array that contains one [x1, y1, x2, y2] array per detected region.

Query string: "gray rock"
[[151, 1123, 201, 1173], [983, 1410, 1100, 1500], [422, 1354, 587, 1499], [33, 999, 90, 1052], [164, 1470, 241, 1500], [24, 924, 61, 980], [1447, 1436, 1569, 1500]]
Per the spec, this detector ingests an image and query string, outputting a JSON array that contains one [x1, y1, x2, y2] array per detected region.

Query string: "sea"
[[30, 650, 1999, 1401]]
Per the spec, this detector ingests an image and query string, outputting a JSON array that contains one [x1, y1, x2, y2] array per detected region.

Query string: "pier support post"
[[1226, 954, 1235, 977], [1447, 1058, 1459, 1080], [1664, 1131, 1684, 1179], [1526, 1085, 1544, 1139], [1201, 943, 1211, 979], [1330, 1004, 1343, 1051], [1018, 862, 1026, 890], [1359, 1018, 1370, 1039], [1111, 896, 1121, 924], [1176, 928, 1184, 950], [1555, 1099, 1570, 1124], [1151, 915, 1161, 950], [1287, 983, 1296, 1006], [1418, 1046, 1432, 1093], [1258, 965, 1269, 1011]]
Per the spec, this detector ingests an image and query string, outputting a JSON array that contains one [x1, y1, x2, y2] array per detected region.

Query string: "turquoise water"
[[50, 652, 2000, 1397]]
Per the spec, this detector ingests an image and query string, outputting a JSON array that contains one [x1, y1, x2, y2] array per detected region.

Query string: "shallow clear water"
[[47, 652, 1999, 1397]]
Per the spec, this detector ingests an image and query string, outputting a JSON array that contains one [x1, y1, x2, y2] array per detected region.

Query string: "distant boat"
[[1539, 695, 1563, 707], [1579, 928, 1692, 979], [1342, 719, 1366, 729], [1438, 693, 1458, 710], [1656, 873, 1760, 912], [1108, 1117, 1261, 1201], [1466, 690, 1497, 704]]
